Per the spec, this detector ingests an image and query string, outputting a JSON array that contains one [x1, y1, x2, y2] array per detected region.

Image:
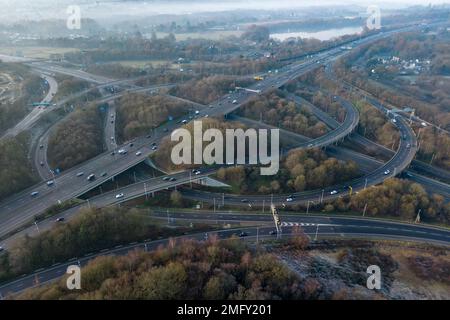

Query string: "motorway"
[[0, 45, 349, 236], [0, 212, 449, 297], [1, 73, 58, 139], [104, 101, 117, 151], [0, 22, 444, 239]]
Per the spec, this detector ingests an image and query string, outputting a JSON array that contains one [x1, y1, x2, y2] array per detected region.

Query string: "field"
[[0, 46, 79, 59]]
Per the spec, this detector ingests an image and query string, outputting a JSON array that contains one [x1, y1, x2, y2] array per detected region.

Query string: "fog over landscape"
[[2, 0, 450, 24]]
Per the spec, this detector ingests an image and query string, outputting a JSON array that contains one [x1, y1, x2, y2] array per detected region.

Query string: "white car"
[[286, 197, 293, 202], [384, 169, 391, 175], [46, 180, 54, 186], [118, 149, 127, 155], [0, 246, 4, 252], [330, 190, 338, 195], [152, 146, 157, 150], [115, 193, 124, 199], [135, 151, 142, 156]]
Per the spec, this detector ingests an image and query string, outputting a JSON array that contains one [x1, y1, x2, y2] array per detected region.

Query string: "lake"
[[271, 26, 364, 41]]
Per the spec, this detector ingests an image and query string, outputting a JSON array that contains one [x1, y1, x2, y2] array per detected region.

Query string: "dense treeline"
[[0, 207, 188, 284], [153, 118, 246, 172], [416, 127, 450, 170], [116, 93, 188, 141], [15, 236, 315, 300], [238, 90, 328, 138], [323, 178, 450, 224], [47, 103, 104, 170], [294, 70, 400, 149], [169, 75, 254, 104], [86, 63, 147, 79], [0, 63, 46, 132], [0, 133, 37, 201], [215, 148, 360, 194], [193, 58, 280, 76], [62, 34, 244, 65], [53, 77, 90, 101]]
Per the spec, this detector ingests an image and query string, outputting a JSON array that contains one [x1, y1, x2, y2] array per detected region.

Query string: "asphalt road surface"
[[0, 213, 448, 297]]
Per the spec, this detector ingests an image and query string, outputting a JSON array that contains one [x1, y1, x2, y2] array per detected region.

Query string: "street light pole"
[[144, 183, 148, 200], [256, 227, 259, 244]]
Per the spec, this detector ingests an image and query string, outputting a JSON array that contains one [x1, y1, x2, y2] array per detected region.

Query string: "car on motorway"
[[31, 191, 39, 197], [384, 169, 391, 175], [241, 199, 248, 203], [193, 170, 201, 175], [152, 146, 157, 150], [330, 190, 338, 195], [118, 149, 127, 155], [110, 136, 114, 140], [232, 99, 238, 104], [169, 177, 176, 182], [101, 172, 108, 177], [162, 177, 170, 181], [135, 151, 142, 156], [286, 197, 293, 202], [239, 232, 248, 237], [46, 180, 54, 186], [115, 193, 124, 199], [76, 172, 84, 177], [181, 119, 187, 124], [87, 173, 96, 181], [40, 161, 44, 166], [39, 144, 44, 149], [56, 217, 65, 222]]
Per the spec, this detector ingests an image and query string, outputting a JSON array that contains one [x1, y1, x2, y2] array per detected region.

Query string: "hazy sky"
[[1, 0, 449, 23]]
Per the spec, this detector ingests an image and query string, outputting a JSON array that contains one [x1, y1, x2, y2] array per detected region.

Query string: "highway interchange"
[[0, 19, 449, 295]]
